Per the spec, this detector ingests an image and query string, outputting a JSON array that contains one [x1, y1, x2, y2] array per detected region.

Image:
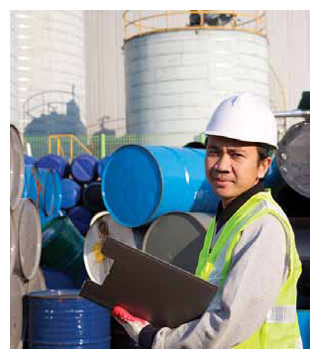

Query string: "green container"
[[41, 217, 84, 273]]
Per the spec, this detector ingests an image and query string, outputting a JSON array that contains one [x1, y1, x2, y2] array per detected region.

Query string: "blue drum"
[[102, 145, 219, 227], [26, 290, 111, 349]]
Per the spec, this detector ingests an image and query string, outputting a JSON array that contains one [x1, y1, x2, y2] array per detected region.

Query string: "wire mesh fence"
[[23, 132, 205, 160]]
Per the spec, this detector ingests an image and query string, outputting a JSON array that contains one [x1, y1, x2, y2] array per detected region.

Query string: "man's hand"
[[112, 306, 150, 343]]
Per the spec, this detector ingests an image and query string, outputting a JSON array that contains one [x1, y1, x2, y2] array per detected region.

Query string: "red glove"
[[112, 306, 150, 343]]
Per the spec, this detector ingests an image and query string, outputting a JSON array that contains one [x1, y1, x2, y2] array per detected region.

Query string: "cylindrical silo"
[[10, 12, 19, 128], [123, 11, 270, 146], [11, 10, 86, 130]]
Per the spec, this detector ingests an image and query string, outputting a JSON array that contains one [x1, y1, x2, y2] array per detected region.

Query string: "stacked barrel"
[[10, 124, 43, 349], [11, 126, 113, 349]]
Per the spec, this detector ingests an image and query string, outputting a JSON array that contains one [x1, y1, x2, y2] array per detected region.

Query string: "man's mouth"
[[212, 177, 232, 183]]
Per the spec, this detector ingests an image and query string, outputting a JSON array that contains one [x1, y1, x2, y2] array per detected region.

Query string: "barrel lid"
[[10, 273, 26, 349], [276, 121, 310, 198], [14, 199, 42, 280], [102, 145, 163, 227], [143, 212, 212, 274], [10, 125, 25, 211], [84, 214, 116, 285], [61, 178, 82, 209], [71, 154, 98, 183], [27, 289, 80, 299]]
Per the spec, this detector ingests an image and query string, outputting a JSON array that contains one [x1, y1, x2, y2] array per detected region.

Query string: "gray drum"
[[84, 212, 147, 285], [142, 212, 213, 274], [10, 273, 26, 349], [10, 210, 17, 275], [276, 121, 310, 198], [10, 124, 25, 211], [12, 199, 42, 281]]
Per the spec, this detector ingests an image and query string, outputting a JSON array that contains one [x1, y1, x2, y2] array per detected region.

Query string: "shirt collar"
[[215, 180, 265, 233]]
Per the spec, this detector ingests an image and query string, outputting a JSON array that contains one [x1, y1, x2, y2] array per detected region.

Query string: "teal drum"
[[41, 217, 84, 273], [38, 168, 62, 217], [26, 290, 111, 349], [22, 165, 40, 207], [102, 145, 219, 227]]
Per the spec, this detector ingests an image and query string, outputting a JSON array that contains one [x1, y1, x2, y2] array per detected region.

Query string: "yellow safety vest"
[[195, 190, 302, 349]]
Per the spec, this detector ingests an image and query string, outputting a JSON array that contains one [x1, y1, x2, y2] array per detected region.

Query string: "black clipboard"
[[79, 237, 217, 328]]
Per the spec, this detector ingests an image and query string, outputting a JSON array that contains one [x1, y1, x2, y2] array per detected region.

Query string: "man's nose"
[[215, 154, 231, 172]]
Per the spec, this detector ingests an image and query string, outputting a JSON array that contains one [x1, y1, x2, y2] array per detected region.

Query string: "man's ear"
[[258, 157, 272, 179]]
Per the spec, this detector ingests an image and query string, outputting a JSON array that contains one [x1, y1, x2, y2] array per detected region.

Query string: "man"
[[112, 93, 302, 349]]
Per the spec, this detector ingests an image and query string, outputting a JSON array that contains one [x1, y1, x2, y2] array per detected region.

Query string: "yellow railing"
[[123, 10, 267, 41], [48, 134, 93, 162]]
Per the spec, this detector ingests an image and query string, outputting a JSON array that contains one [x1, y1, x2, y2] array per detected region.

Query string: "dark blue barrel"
[[97, 155, 112, 179], [70, 154, 98, 184], [37, 154, 69, 178], [67, 206, 93, 236], [82, 181, 105, 213], [42, 267, 75, 289], [61, 178, 82, 209], [102, 145, 219, 227], [26, 290, 111, 349], [24, 154, 36, 166], [297, 310, 310, 349]]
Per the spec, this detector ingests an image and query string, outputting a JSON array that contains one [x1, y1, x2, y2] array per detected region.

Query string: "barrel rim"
[[10, 124, 25, 211], [101, 144, 164, 227], [26, 289, 81, 299], [276, 120, 310, 198], [10, 210, 17, 275], [16, 198, 42, 280]]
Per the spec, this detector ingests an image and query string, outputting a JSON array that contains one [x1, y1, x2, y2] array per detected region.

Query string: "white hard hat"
[[205, 93, 278, 149]]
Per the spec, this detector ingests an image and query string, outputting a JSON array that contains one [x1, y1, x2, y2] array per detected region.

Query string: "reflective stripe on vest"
[[265, 305, 296, 324], [195, 190, 302, 349]]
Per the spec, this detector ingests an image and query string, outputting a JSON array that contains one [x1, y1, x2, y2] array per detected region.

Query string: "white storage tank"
[[123, 11, 270, 146], [11, 10, 86, 131], [10, 12, 19, 128]]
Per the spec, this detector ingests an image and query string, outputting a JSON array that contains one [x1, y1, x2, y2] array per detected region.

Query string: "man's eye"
[[232, 153, 243, 158]]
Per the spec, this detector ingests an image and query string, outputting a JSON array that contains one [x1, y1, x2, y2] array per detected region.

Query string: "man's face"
[[205, 136, 272, 208]]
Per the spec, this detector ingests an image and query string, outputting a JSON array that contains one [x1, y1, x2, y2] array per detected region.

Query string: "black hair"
[[256, 143, 275, 161]]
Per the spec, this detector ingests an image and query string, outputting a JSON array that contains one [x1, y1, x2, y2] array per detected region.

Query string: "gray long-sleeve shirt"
[[151, 213, 288, 348]]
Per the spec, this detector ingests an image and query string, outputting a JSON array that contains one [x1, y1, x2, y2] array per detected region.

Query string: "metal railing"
[[48, 134, 93, 162], [123, 10, 267, 41]]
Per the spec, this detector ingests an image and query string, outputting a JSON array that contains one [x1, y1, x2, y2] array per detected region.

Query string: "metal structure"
[[123, 11, 266, 40], [123, 10, 270, 146]]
